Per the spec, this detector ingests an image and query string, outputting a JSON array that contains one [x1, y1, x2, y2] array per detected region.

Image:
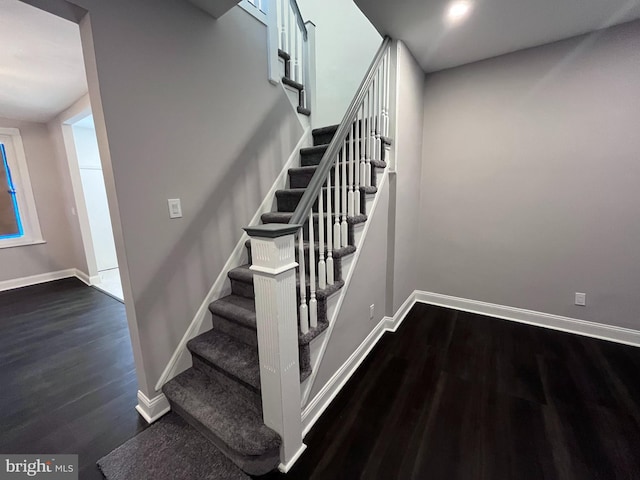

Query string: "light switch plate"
[[168, 199, 182, 219]]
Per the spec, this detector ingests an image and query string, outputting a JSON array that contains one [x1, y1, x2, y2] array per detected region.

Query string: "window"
[[0, 128, 43, 248]]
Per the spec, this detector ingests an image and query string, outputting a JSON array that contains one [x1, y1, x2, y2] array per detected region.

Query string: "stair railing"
[[244, 37, 392, 470], [276, 0, 313, 110], [290, 36, 392, 329]]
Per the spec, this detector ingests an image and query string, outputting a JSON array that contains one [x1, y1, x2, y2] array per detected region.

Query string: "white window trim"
[[0, 127, 44, 249], [238, 0, 268, 25]]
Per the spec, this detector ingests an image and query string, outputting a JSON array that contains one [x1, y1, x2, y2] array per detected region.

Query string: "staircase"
[[98, 21, 393, 477], [161, 125, 388, 476]]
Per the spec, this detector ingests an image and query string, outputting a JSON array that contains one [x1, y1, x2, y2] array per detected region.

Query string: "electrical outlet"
[[370, 304, 375, 320], [168, 199, 182, 219], [575, 292, 586, 306]]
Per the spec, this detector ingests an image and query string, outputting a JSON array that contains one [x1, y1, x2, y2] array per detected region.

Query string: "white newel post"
[[244, 224, 306, 471]]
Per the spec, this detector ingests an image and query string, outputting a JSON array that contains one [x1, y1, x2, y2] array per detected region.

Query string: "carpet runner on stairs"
[[98, 123, 387, 478]]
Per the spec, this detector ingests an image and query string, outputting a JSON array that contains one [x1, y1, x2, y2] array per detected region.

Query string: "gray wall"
[[0, 117, 86, 282], [418, 20, 640, 330], [386, 42, 425, 316], [25, 0, 304, 396], [297, 0, 381, 127]]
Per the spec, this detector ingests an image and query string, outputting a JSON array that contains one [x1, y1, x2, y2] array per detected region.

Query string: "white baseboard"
[[74, 269, 93, 286], [0, 268, 105, 292], [385, 289, 421, 333], [415, 291, 640, 348], [278, 444, 307, 473], [135, 391, 170, 424], [0, 269, 77, 292]]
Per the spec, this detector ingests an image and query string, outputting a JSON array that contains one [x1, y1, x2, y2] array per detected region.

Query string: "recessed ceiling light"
[[446, 0, 473, 24]]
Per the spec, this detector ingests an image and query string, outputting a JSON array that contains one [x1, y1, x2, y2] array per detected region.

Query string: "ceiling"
[[354, 0, 640, 72], [0, 0, 87, 123]]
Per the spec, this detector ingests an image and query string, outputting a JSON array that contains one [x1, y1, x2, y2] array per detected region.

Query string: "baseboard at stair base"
[[415, 291, 640, 348], [278, 444, 307, 473], [0, 268, 94, 292], [135, 390, 170, 424]]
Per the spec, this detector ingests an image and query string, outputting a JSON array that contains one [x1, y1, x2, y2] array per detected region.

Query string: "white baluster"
[[341, 141, 348, 247], [287, 3, 294, 65], [385, 49, 391, 137], [308, 211, 317, 328], [301, 31, 307, 106], [297, 28, 304, 84], [279, 0, 286, 52], [366, 84, 373, 187], [298, 231, 309, 334], [382, 53, 389, 138], [326, 171, 334, 285], [333, 152, 341, 251], [317, 188, 326, 290], [292, 20, 299, 83], [347, 123, 355, 217], [354, 108, 361, 216], [360, 97, 367, 192], [375, 65, 382, 162]]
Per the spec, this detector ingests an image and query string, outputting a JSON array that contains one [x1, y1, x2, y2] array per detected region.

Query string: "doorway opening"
[[68, 113, 123, 300]]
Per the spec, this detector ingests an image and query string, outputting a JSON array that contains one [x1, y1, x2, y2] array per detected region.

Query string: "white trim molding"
[[415, 291, 640, 348], [278, 444, 307, 473], [0, 269, 75, 292], [135, 391, 170, 424], [0, 128, 44, 247], [0, 269, 103, 292]]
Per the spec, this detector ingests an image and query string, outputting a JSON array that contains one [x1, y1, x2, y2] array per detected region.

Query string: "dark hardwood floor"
[[3, 281, 640, 479], [0, 278, 147, 479], [258, 303, 640, 480]]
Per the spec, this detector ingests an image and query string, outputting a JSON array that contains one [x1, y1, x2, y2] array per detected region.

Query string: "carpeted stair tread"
[[246, 238, 356, 260], [229, 264, 346, 302], [188, 329, 260, 392], [97, 413, 249, 480], [297, 106, 311, 116], [276, 186, 377, 199], [300, 145, 328, 156], [312, 125, 339, 137], [261, 211, 367, 226], [282, 76, 303, 91], [162, 369, 281, 458], [209, 281, 338, 346], [208, 295, 256, 330]]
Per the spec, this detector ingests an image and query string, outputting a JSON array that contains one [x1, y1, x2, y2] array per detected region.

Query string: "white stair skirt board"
[[135, 391, 171, 424], [278, 444, 307, 474], [0, 269, 96, 292], [154, 128, 312, 393], [415, 291, 640, 348]]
